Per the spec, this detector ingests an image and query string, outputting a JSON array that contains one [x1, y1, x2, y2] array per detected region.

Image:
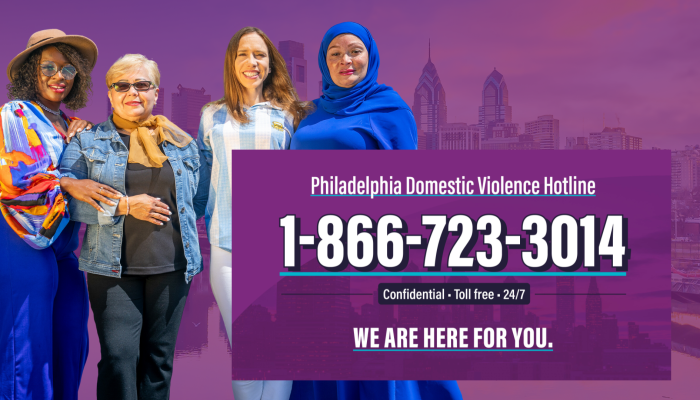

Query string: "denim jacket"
[[59, 117, 208, 283]]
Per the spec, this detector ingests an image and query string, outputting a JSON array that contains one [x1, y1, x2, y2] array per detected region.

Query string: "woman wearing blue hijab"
[[289, 22, 462, 400], [290, 22, 417, 150]]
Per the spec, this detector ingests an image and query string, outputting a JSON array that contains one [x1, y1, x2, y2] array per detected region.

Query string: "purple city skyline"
[[2, 0, 698, 398], [2, 0, 698, 150]]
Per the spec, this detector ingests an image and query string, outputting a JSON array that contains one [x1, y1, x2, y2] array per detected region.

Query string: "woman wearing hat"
[[0, 29, 121, 399]]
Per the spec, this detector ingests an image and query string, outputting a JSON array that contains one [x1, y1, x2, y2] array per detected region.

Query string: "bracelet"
[[125, 195, 130, 216]]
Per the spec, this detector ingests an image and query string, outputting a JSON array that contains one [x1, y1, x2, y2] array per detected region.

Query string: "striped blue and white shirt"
[[197, 102, 293, 252]]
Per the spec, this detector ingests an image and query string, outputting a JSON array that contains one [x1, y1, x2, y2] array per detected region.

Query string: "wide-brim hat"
[[6, 29, 98, 81]]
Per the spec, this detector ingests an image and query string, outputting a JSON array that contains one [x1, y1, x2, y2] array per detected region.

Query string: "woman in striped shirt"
[[197, 26, 309, 400]]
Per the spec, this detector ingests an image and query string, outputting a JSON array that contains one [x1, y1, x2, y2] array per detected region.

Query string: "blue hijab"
[[318, 22, 410, 116]]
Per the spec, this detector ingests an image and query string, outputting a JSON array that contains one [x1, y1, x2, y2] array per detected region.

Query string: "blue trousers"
[[290, 381, 464, 400], [0, 218, 89, 400]]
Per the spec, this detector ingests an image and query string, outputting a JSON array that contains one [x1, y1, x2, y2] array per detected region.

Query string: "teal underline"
[[280, 272, 626, 277], [310, 195, 595, 197], [353, 349, 553, 352]]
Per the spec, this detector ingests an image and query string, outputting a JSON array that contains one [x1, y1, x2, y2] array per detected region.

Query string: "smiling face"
[[326, 34, 369, 89], [35, 46, 75, 107], [107, 66, 158, 122], [234, 33, 270, 95]]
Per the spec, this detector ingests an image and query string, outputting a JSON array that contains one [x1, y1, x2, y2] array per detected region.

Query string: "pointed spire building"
[[478, 68, 512, 140], [413, 40, 446, 150]]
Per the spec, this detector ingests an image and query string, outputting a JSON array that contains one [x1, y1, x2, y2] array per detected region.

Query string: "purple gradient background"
[[231, 151, 670, 380], [1, 0, 697, 398], [2, 1, 698, 149]]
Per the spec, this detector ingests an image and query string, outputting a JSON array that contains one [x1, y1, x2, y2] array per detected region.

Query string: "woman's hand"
[[60, 177, 122, 213], [124, 194, 171, 225], [64, 120, 93, 143]]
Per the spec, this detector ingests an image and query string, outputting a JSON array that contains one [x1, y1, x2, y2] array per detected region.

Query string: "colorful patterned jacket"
[[0, 100, 74, 249]]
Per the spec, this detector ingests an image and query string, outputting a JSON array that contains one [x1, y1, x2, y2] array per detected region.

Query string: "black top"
[[119, 132, 187, 275]]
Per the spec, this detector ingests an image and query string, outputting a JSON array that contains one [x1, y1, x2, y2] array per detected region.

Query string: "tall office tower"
[[278, 40, 307, 101], [478, 68, 512, 140], [171, 84, 211, 139], [438, 123, 480, 150], [556, 276, 575, 338], [671, 146, 700, 193], [412, 41, 446, 150], [586, 277, 602, 342], [153, 87, 164, 116], [588, 127, 642, 150], [525, 115, 560, 149]]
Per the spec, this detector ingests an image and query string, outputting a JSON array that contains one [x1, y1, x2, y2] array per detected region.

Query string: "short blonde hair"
[[105, 54, 160, 88]]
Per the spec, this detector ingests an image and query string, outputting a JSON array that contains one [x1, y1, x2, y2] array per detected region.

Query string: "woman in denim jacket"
[[59, 54, 208, 400]]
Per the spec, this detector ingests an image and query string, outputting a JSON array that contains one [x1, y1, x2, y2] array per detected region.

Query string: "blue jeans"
[[0, 218, 89, 400]]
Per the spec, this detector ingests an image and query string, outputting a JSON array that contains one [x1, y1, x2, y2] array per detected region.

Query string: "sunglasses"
[[109, 81, 155, 92], [40, 61, 77, 80]]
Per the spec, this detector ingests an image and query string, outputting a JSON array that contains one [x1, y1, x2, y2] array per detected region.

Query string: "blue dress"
[[0, 102, 89, 400], [288, 21, 462, 400], [290, 381, 463, 400]]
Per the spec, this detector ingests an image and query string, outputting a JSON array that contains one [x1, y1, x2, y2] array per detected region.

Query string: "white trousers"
[[210, 245, 293, 400]]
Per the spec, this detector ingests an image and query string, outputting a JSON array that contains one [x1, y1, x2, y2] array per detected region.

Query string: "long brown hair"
[[210, 27, 310, 129]]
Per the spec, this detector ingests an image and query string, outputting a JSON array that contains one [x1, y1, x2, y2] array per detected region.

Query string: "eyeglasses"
[[40, 61, 77, 80], [109, 81, 155, 92]]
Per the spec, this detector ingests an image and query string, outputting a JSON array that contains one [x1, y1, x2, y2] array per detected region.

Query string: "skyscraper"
[[671, 146, 700, 193], [478, 68, 512, 140], [525, 115, 560, 149], [412, 41, 446, 151], [278, 40, 307, 101], [171, 84, 211, 139], [586, 277, 602, 342]]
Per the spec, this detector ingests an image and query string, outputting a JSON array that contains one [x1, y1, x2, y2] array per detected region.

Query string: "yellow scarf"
[[112, 113, 192, 168]]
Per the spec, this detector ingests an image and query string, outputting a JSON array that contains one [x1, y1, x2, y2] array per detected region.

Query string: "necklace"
[[36, 100, 62, 116]]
